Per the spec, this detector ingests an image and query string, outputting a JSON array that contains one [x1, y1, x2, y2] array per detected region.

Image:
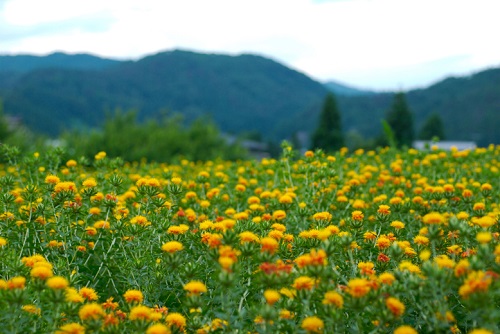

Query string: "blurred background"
[[1, 0, 499, 160]]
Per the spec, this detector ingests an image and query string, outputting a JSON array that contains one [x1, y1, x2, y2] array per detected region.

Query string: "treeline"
[[0, 103, 248, 162], [310, 92, 446, 152], [62, 111, 248, 162]]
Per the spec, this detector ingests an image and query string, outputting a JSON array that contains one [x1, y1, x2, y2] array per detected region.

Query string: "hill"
[[0, 52, 120, 73], [2, 50, 328, 139], [324, 80, 375, 96], [1, 50, 500, 146]]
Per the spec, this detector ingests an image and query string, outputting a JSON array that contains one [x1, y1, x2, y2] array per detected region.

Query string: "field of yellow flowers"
[[0, 143, 499, 334]]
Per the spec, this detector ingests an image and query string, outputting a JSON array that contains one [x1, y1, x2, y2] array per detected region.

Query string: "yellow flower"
[[263, 289, 281, 305], [414, 235, 429, 246], [474, 216, 496, 228], [184, 280, 208, 296], [46, 276, 69, 290], [393, 325, 418, 334], [82, 177, 97, 187], [476, 231, 492, 244], [390, 220, 405, 229], [89, 207, 101, 215], [322, 291, 343, 308], [79, 287, 99, 301], [347, 278, 371, 297], [377, 205, 391, 215], [378, 272, 396, 285], [94, 151, 106, 160], [422, 212, 445, 224], [167, 224, 189, 235], [468, 329, 494, 334], [79, 303, 105, 321], [376, 236, 391, 249], [386, 297, 405, 317], [54, 181, 77, 193], [146, 323, 171, 334], [434, 255, 455, 269], [279, 194, 293, 204], [124, 289, 144, 303], [7, 276, 26, 289], [65, 288, 84, 303], [260, 237, 279, 254], [272, 210, 287, 220], [0, 237, 7, 247], [55, 322, 85, 334], [129, 305, 153, 320], [301, 316, 324, 333], [45, 174, 60, 184], [358, 261, 375, 275], [239, 231, 259, 243], [313, 212, 332, 221], [30, 266, 53, 280], [292, 276, 315, 290], [399, 261, 421, 274], [351, 210, 364, 221], [458, 271, 492, 299], [22, 304, 41, 315], [161, 241, 184, 253], [166, 312, 186, 329]]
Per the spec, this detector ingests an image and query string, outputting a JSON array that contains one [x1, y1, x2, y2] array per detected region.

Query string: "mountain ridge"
[[1, 50, 499, 146]]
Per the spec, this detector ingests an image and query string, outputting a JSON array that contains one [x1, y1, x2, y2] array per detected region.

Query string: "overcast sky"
[[1, 0, 499, 91]]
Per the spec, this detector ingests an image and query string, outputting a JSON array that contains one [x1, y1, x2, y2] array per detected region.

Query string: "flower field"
[[1, 144, 499, 333]]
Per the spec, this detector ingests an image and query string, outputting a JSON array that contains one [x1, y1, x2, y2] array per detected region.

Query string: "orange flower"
[[260, 237, 279, 254], [351, 210, 364, 221], [292, 276, 315, 290], [347, 278, 371, 297], [386, 297, 405, 317]]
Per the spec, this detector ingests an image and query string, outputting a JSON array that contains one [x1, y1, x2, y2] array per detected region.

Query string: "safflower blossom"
[[301, 316, 324, 333]]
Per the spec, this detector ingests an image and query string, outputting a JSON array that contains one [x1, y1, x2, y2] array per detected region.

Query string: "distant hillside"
[[0, 52, 121, 92], [2, 50, 328, 139], [324, 68, 500, 146], [324, 80, 375, 96], [1, 50, 500, 146], [0, 52, 120, 73]]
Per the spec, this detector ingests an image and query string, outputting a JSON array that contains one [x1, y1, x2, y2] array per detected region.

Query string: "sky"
[[1, 0, 500, 91]]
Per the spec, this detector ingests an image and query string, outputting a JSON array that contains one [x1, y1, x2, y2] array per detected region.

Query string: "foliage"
[[311, 93, 344, 152], [381, 119, 397, 148], [62, 110, 247, 162], [0, 143, 500, 333], [384, 92, 414, 148], [419, 112, 446, 141]]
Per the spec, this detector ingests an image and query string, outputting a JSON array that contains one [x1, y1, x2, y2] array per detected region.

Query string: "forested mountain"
[[1, 50, 328, 139], [0, 52, 120, 72], [324, 80, 375, 96], [1, 50, 499, 145]]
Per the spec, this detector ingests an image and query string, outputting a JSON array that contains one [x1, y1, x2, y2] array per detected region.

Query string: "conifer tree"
[[385, 92, 414, 148], [419, 112, 445, 140], [311, 93, 344, 151]]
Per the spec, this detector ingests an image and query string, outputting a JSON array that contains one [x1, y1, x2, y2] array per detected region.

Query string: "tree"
[[385, 92, 414, 148], [419, 112, 445, 140], [0, 99, 11, 142], [311, 93, 344, 151]]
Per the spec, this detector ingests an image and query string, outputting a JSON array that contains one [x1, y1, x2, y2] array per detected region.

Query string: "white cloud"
[[1, 0, 500, 90]]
